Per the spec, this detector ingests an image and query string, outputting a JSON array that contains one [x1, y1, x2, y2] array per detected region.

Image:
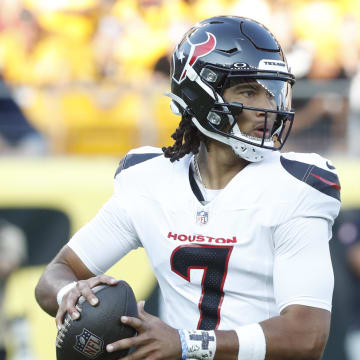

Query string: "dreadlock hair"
[[162, 114, 204, 162]]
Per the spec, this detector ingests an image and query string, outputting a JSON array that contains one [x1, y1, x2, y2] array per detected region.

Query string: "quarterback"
[[36, 16, 341, 360]]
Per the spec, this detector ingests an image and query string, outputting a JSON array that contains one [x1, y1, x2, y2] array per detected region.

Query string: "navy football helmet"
[[166, 16, 295, 162]]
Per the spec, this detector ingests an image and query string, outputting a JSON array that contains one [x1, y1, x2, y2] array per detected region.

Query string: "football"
[[56, 280, 138, 360]]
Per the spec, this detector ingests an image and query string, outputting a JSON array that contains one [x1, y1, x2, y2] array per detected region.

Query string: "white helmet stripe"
[[164, 92, 189, 111], [191, 117, 231, 144]]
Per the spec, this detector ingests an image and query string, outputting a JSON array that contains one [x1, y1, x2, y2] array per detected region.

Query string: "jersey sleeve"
[[273, 216, 334, 313], [68, 182, 141, 276], [68, 146, 164, 274], [279, 153, 341, 226], [114, 146, 163, 178]]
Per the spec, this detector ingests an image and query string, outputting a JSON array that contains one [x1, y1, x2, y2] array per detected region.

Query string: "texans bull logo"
[[172, 31, 216, 84]]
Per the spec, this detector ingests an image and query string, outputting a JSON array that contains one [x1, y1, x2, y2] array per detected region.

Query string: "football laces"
[[56, 315, 73, 349]]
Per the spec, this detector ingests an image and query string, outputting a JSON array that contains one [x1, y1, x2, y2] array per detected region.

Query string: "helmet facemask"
[[182, 69, 295, 162], [209, 75, 294, 158]]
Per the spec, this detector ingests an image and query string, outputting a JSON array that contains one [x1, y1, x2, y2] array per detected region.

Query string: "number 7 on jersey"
[[170, 244, 233, 330]]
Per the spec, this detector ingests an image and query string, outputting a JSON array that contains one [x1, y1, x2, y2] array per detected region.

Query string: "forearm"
[[214, 330, 238, 360], [213, 306, 329, 360], [261, 312, 329, 360], [35, 262, 78, 317], [36, 245, 97, 317]]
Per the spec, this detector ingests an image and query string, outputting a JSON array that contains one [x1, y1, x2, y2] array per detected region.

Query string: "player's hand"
[[106, 301, 182, 360], [55, 275, 118, 329]]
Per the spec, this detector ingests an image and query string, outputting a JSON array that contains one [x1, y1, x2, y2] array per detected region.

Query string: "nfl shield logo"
[[196, 210, 209, 225], [74, 328, 104, 359]]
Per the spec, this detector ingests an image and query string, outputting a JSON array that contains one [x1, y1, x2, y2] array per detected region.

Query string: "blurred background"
[[0, 0, 359, 359]]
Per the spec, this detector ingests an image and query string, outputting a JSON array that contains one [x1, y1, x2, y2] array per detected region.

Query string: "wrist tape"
[[178, 329, 216, 360], [56, 281, 77, 306], [235, 323, 266, 360]]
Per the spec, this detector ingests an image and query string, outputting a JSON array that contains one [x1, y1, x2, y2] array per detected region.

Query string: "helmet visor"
[[256, 79, 292, 112], [223, 78, 292, 113]]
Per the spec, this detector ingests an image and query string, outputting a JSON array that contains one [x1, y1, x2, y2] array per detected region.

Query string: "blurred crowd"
[[0, 0, 359, 156], [0, 220, 28, 360]]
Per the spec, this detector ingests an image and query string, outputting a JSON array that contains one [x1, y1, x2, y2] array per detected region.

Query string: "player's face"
[[223, 80, 277, 140]]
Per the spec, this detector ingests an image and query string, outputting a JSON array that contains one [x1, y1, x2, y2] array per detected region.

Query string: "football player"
[[35, 16, 341, 360]]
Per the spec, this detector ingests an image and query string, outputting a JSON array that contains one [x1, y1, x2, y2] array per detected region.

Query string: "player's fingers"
[[137, 300, 145, 315], [55, 286, 81, 328], [121, 315, 145, 332], [107, 333, 143, 352], [56, 297, 68, 327], [79, 276, 118, 306], [77, 280, 99, 307], [64, 286, 82, 321], [137, 301, 152, 321], [56, 276, 118, 329], [137, 301, 155, 322], [55, 307, 66, 329], [89, 275, 118, 288], [96, 275, 118, 286]]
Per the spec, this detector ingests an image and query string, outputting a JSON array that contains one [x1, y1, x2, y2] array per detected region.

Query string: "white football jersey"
[[68, 146, 341, 330]]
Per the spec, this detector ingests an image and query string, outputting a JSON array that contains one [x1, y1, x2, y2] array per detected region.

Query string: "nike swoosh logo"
[[310, 173, 341, 190], [326, 161, 335, 170]]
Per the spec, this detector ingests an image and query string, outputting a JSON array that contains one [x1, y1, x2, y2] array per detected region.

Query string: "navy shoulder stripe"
[[280, 156, 340, 201], [114, 152, 162, 177]]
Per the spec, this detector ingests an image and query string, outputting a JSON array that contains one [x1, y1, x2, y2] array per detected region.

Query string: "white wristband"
[[56, 281, 77, 306], [235, 323, 266, 360], [178, 329, 216, 360]]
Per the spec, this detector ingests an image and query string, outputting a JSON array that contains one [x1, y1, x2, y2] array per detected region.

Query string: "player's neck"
[[196, 142, 249, 190]]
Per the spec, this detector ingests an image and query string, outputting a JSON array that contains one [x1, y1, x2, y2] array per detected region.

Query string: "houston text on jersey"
[[167, 232, 237, 244]]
